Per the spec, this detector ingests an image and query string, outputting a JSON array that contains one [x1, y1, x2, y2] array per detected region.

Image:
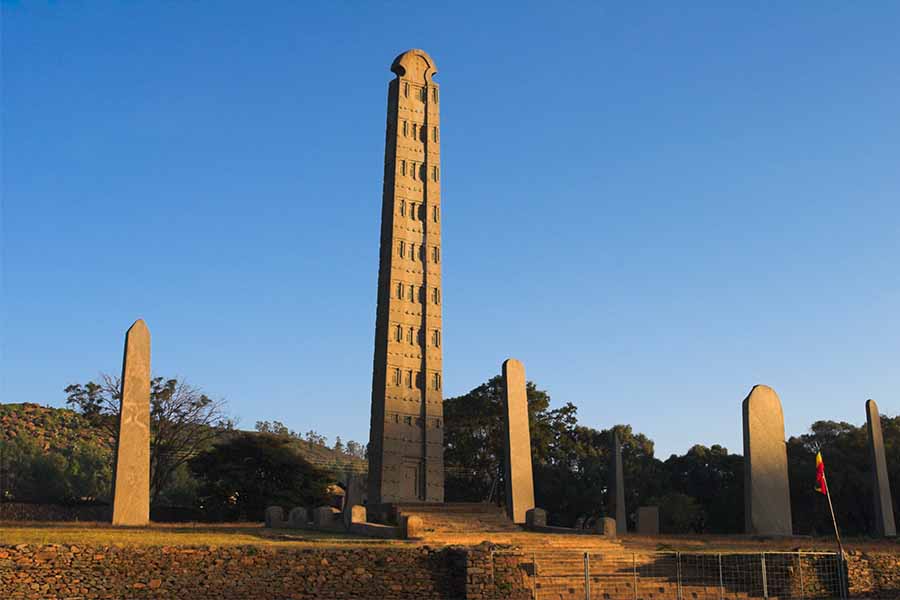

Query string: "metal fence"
[[527, 550, 848, 600]]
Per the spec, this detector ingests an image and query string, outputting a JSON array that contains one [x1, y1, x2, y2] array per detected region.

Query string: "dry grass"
[[0, 522, 406, 548], [3, 522, 898, 553]]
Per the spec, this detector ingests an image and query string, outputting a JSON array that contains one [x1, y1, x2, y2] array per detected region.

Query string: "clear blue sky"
[[3, 2, 898, 458]]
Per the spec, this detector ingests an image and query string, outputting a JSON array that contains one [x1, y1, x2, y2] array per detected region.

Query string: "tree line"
[[2, 372, 896, 535], [444, 375, 900, 536]]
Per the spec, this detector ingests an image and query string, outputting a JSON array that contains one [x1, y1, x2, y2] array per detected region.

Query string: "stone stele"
[[637, 506, 659, 535], [609, 432, 627, 534], [502, 358, 535, 524], [742, 384, 792, 536], [111, 319, 151, 527], [866, 399, 896, 537]]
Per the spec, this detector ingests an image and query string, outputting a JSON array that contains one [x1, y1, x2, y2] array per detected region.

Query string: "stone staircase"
[[393, 502, 521, 534]]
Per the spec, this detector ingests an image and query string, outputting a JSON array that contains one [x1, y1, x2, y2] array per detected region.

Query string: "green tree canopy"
[[188, 432, 331, 521]]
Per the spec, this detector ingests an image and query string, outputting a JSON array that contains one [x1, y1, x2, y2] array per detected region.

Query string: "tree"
[[189, 432, 331, 521], [65, 375, 230, 505]]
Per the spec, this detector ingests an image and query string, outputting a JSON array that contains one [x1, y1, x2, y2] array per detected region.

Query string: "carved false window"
[[395, 324, 403, 342], [399, 240, 406, 258], [402, 121, 408, 137], [433, 206, 439, 222], [432, 247, 440, 263], [433, 373, 441, 390], [393, 368, 401, 386], [404, 82, 409, 97], [433, 126, 438, 142], [401, 160, 406, 176], [396, 282, 403, 299], [400, 199, 406, 216]]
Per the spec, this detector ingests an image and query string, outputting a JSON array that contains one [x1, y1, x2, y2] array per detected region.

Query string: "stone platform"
[[368, 502, 521, 536]]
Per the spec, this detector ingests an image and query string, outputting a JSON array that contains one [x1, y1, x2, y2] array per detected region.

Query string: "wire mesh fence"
[[527, 550, 849, 600]]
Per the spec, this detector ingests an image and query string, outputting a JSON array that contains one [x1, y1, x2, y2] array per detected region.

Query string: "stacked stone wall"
[[0, 544, 466, 600], [846, 551, 900, 598]]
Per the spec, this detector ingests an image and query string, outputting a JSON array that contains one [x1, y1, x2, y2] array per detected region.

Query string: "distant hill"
[[0, 403, 113, 454], [0, 403, 367, 476]]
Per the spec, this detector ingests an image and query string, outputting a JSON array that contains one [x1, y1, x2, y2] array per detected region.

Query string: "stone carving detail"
[[501, 358, 535, 524], [742, 384, 792, 536], [867, 399, 896, 537], [368, 49, 444, 504], [111, 319, 151, 527]]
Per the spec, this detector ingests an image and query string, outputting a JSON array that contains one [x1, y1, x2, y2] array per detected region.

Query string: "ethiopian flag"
[[815, 452, 828, 495]]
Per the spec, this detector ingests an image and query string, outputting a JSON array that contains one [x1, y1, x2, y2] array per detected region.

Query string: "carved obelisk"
[[368, 50, 444, 504], [111, 319, 151, 526], [742, 385, 792, 536], [866, 399, 896, 537], [502, 358, 535, 523], [609, 432, 627, 534]]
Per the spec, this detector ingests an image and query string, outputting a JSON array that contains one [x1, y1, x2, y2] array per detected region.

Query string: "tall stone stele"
[[501, 358, 535, 524], [742, 384, 792, 536], [866, 399, 896, 537], [608, 432, 626, 534], [368, 49, 444, 504], [111, 319, 151, 526]]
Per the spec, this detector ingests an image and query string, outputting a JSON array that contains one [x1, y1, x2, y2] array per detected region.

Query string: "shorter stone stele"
[[264, 506, 286, 528], [525, 508, 547, 528], [637, 506, 659, 535], [402, 515, 424, 540], [313, 506, 341, 530], [597, 517, 617, 538], [288, 507, 308, 528], [349, 505, 367, 525]]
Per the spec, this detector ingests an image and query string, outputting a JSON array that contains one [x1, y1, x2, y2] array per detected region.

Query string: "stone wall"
[[0, 544, 467, 600], [464, 543, 531, 600], [847, 551, 900, 598]]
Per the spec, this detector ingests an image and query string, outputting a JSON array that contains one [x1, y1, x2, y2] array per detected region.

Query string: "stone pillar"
[[608, 432, 627, 534], [637, 506, 659, 535], [111, 319, 151, 527], [866, 399, 896, 537], [742, 384, 792, 536], [502, 358, 535, 524]]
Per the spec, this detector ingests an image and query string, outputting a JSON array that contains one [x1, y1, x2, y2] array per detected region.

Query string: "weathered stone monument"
[[111, 319, 151, 527], [608, 432, 626, 534], [502, 358, 535, 524], [367, 49, 444, 504], [742, 384, 792, 536], [866, 399, 896, 537], [637, 506, 659, 535]]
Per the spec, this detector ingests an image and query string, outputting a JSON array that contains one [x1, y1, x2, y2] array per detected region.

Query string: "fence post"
[[676, 552, 683, 600], [798, 551, 804, 600], [761, 553, 768, 600], [632, 553, 637, 600], [717, 553, 724, 600], [584, 552, 590, 600]]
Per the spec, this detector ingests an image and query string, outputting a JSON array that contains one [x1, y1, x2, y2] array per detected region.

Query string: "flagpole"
[[821, 470, 847, 599], [821, 471, 844, 556]]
